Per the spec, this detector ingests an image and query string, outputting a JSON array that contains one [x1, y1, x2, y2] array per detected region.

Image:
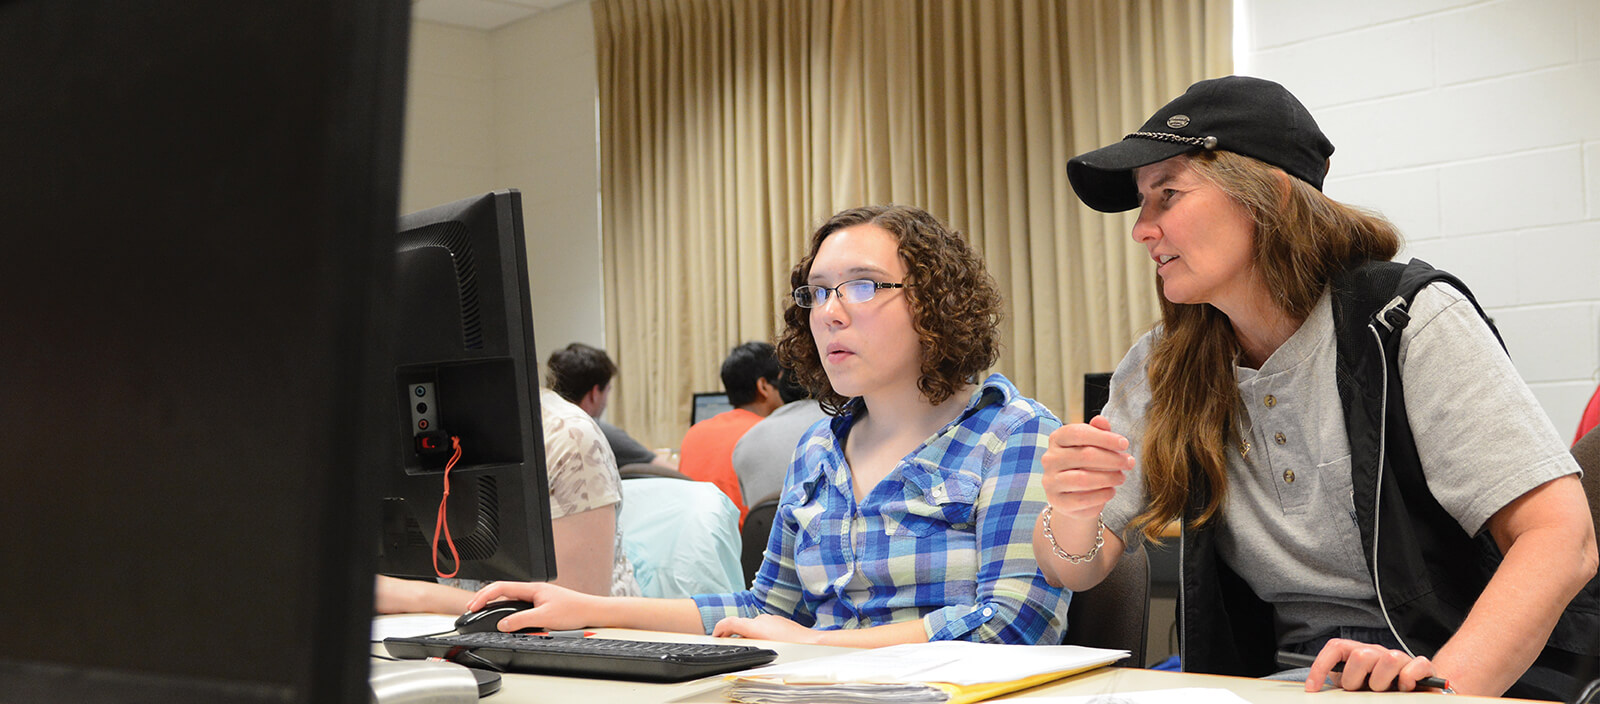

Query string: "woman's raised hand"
[[1039, 415, 1135, 520]]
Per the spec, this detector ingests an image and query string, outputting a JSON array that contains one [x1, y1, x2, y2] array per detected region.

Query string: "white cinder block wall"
[[1242, 0, 1600, 437], [403, 3, 606, 369]]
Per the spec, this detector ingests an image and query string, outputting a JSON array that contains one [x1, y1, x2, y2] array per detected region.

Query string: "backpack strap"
[[1367, 258, 1504, 351], [1331, 258, 1506, 657]]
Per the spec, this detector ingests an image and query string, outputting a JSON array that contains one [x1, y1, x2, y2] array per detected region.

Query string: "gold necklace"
[[1237, 402, 1254, 458]]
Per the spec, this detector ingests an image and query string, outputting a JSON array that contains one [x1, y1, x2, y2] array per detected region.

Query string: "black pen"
[[1276, 651, 1454, 693]]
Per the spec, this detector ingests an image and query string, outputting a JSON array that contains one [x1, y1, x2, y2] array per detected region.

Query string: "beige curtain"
[[594, 0, 1231, 449]]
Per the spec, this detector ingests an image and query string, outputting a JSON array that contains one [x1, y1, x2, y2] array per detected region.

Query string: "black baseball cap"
[[1067, 75, 1335, 213]]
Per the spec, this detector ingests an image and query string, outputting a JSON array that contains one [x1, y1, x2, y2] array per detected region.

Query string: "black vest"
[[1176, 259, 1600, 701]]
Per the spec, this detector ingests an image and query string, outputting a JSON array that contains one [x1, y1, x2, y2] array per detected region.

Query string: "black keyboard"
[[383, 633, 778, 683]]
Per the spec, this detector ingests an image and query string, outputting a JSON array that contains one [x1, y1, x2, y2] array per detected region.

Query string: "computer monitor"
[[692, 392, 736, 426], [1, 1, 408, 702], [1084, 372, 1114, 423], [378, 190, 558, 583]]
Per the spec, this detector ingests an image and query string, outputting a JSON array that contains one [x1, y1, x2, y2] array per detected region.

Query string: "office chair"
[[1575, 427, 1600, 547], [739, 494, 781, 588], [617, 477, 743, 597], [1061, 540, 1150, 667], [1071, 375, 1154, 665], [1574, 679, 1600, 704], [1569, 428, 1600, 704], [617, 463, 693, 481]]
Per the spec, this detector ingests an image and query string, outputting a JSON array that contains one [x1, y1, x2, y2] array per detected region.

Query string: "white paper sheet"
[[1021, 688, 1253, 704], [370, 614, 458, 641], [733, 641, 1128, 686]]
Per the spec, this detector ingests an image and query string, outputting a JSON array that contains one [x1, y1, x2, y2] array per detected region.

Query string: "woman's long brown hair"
[[1128, 151, 1402, 542]]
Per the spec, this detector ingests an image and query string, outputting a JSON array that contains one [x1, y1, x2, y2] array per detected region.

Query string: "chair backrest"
[[1575, 678, 1600, 704], [617, 463, 693, 481], [1569, 428, 1600, 704], [617, 477, 744, 598], [1573, 427, 1600, 545], [739, 494, 781, 588], [1062, 540, 1149, 667]]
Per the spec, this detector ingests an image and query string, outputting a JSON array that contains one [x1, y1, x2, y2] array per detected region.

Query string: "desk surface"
[[373, 622, 1524, 703], [1007, 667, 1517, 702]]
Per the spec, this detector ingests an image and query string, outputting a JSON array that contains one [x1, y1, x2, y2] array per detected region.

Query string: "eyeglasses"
[[792, 279, 906, 308]]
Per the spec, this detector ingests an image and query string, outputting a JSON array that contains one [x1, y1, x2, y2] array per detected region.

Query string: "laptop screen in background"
[[691, 392, 734, 426]]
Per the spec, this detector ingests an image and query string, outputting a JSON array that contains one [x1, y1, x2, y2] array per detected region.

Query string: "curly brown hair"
[[775, 205, 1003, 415]]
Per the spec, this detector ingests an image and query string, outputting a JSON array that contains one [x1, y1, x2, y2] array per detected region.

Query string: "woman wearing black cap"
[[1034, 76, 1598, 699]]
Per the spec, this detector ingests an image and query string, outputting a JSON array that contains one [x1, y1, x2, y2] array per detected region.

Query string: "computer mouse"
[[454, 599, 539, 634]]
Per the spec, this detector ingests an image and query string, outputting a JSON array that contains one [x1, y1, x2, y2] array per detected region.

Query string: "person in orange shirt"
[[678, 341, 783, 524]]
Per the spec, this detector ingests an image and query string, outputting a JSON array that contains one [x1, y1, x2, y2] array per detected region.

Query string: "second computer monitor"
[[1083, 372, 1114, 423], [377, 189, 558, 584]]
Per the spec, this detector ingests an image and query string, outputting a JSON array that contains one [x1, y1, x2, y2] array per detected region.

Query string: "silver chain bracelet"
[[1041, 505, 1104, 564]]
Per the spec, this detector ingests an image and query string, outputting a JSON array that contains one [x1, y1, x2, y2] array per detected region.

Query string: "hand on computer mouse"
[[454, 599, 542, 634], [463, 582, 602, 633]]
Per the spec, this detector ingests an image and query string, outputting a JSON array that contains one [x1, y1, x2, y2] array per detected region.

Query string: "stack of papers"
[[724, 641, 1128, 704]]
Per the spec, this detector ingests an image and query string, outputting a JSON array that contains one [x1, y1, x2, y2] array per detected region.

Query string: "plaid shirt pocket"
[[885, 465, 981, 536]]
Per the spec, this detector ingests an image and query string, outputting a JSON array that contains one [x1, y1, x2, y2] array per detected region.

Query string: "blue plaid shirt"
[[692, 373, 1069, 644]]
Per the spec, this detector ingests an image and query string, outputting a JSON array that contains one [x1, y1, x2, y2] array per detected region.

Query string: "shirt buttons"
[[1263, 394, 1277, 408], [1282, 469, 1296, 483], [982, 606, 994, 617], [1274, 432, 1287, 445]]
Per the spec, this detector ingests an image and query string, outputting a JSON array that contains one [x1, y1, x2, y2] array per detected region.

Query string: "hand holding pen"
[[1278, 645, 1453, 694]]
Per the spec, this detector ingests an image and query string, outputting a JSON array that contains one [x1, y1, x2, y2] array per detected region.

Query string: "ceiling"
[[411, 0, 577, 31]]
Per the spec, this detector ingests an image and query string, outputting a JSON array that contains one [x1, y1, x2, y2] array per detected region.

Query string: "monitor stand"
[[368, 659, 496, 702]]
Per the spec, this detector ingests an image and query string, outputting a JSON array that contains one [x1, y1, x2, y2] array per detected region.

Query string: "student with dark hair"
[[464, 204, 1069, 648], [546, 342, 618, 408], [546, 342, 662, 469], [677, 341, 783, 521], [1035, 75, 1598, 699], [721, 341, 782, 407]]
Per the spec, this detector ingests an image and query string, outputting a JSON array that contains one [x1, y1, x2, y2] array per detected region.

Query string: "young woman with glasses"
[[466, 205, 1070, 647]]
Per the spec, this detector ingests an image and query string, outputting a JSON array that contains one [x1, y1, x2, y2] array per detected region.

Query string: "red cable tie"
[[432, 436, 463, 578]]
